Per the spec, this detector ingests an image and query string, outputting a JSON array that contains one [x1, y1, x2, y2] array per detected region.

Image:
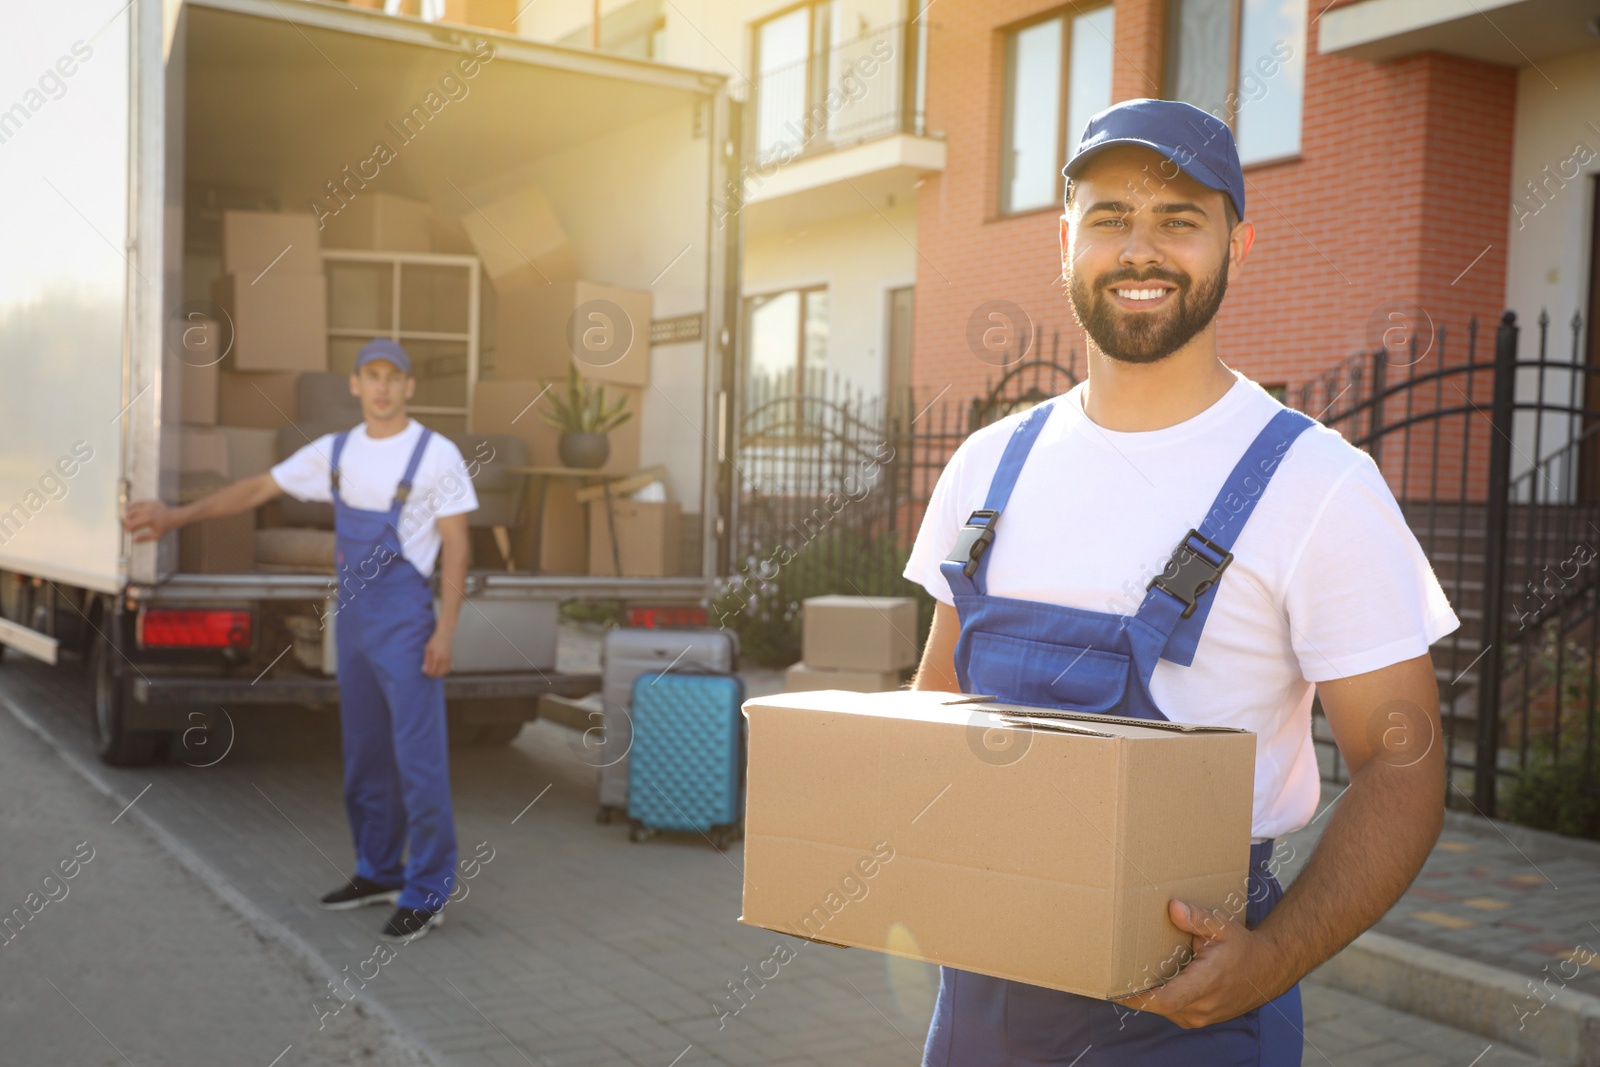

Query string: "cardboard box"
[[218, 426, 278, 479], [588, 499, 681, 577], [179, 427, 229, 478], [221, 210, 322, 278], [802, 596, 919, 671], [496, 273, 652, 387], [428, 214, 475, 254], [212, 273, 328, 373], [738, 689, 1256, 1000], [459, 185, 579, 283], [470, 379, 641, 476], [217, 371, 300, 430], [319, 192, 432, 253], [785, 663, 904, 693], [179, 356, 219, 426], [537, 479, 587, 574], [178, 472, 255, 574]]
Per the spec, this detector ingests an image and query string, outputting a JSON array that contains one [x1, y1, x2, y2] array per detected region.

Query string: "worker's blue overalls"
[[929, 398, 1315, 1066], [331, 428, 457, 913]]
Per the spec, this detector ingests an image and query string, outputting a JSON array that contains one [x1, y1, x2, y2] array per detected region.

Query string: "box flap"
[[997, 707, 1251, 734]]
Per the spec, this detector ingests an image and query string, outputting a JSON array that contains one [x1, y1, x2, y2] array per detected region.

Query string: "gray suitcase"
[[596, 627, 738, 822]]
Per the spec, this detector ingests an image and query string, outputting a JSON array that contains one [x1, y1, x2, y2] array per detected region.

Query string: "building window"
[[1000, 5, 1115, 215], [753, 2, 835, 164], [743, 286, 828, 435], [556, 0, 668, 59], [1164, 0, 1306, 166]]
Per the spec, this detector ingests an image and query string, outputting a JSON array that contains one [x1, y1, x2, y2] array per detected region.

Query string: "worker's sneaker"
[[379, 905, 444, 943], [318, 876, 402, 911]]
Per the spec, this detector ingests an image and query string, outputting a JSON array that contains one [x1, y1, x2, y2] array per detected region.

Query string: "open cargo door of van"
[[0, 1, 177, 602]]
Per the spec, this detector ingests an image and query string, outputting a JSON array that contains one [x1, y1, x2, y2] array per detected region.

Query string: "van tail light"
[[626, 605, 709, 629], [138, 609, 252, 649]]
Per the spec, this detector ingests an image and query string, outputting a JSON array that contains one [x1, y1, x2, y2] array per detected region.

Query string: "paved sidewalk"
[[0, 693, 429, 1067], [1278, 781, 1600, 1007], [0, 623, 1587, 1066]]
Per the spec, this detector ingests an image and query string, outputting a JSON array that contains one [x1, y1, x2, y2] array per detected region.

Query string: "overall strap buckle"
[[1147, 527, 1234, 619], [946, 510, 999, 579]]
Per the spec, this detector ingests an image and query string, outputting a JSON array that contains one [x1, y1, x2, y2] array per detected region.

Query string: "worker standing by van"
[[125, 339, 477, 943], [902, 99, 1460, 1064]]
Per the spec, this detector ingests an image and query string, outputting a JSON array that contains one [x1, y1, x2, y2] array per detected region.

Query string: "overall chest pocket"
[[967, 630, 1130, 713]]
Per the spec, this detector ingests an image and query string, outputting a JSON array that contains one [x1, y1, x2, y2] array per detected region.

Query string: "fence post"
[[1475, 310, 1518, 815]]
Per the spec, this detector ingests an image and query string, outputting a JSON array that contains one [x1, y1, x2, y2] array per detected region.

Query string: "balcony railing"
[[748, 18, 927, 168]]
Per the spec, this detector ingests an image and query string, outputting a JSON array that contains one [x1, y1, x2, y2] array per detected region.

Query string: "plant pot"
[[559, 431, 610, 470]]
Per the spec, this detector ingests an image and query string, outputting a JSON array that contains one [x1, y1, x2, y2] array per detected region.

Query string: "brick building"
[[906, 0, 1592, 438]]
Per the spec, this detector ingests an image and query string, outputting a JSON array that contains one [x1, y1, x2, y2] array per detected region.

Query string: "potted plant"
[[541, 364, 632, 470]]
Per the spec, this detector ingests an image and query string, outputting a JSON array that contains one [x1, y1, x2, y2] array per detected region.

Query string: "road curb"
[[1310, 930, 1600, 1066], [0, 694, 448, 1067]]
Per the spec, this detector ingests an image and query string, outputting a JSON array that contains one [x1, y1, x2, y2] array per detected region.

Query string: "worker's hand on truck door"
[[123, 499, 180, 542], [124, 473, 284, 542]]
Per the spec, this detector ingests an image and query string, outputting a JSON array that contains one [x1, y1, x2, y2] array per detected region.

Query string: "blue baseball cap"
[[1063, 98, 1245, 222], [353, 338, 412, 375]]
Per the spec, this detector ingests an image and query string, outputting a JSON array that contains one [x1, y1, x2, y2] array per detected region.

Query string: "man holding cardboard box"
[[126, 339, 478, 944], [902, 99, 1459, 1064]]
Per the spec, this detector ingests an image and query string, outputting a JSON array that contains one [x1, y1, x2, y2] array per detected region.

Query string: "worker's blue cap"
[[353, 338, 412, 375], [1063, 98, 1245, 222]]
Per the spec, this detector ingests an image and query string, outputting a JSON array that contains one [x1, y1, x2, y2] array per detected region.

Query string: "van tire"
[[91, 637, 167, 767]]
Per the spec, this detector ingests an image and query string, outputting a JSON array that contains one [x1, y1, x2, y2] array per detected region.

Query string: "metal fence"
[[1299, 309, 1597, 819]]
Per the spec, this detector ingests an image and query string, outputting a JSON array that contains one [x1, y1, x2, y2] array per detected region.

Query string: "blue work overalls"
[[331, 428, 457, 913], [928, 397, 1315, 1067]]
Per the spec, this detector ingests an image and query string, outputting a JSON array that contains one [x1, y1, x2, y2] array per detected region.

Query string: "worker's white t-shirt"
[[270, 419, 479, 579], [902, 369, 1461, 840]]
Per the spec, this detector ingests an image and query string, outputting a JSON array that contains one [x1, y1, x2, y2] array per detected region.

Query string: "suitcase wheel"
[[711, 829, 732, 851], [596, 806, 613, 825], [629, 825, 653, 843]]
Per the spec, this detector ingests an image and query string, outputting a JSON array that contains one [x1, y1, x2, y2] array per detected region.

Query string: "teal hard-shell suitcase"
[[625, 671, 746, 848]]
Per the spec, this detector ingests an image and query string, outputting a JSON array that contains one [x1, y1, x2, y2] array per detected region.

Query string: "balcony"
[[741, 18, 943, 234], [1317, 0, 1598, 65]]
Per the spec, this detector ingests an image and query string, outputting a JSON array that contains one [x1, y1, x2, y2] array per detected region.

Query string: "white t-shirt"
[[270, 419, 479, 578], [902, 369, 1461, 840]]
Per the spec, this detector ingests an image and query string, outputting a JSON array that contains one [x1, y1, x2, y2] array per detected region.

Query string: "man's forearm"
[[435, 536, 468, 633], [176, 474, 279, 527], [1251, 756, 1444, 995]]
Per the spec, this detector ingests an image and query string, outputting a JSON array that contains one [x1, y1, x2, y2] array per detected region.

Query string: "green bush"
[[712, 528, 934, 668], [560, 599, 623, 628], [1500, 618, 1600, 840], [1502, 757, 1600, 840]]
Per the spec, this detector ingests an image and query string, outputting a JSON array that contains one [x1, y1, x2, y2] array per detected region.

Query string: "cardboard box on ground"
[[784, 663, 904, 693], [802, 596, 919, 671], [738, 689, 1257, 1000]]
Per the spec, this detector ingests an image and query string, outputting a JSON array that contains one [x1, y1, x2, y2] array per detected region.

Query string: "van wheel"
[[91, 638, 166, 767]]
